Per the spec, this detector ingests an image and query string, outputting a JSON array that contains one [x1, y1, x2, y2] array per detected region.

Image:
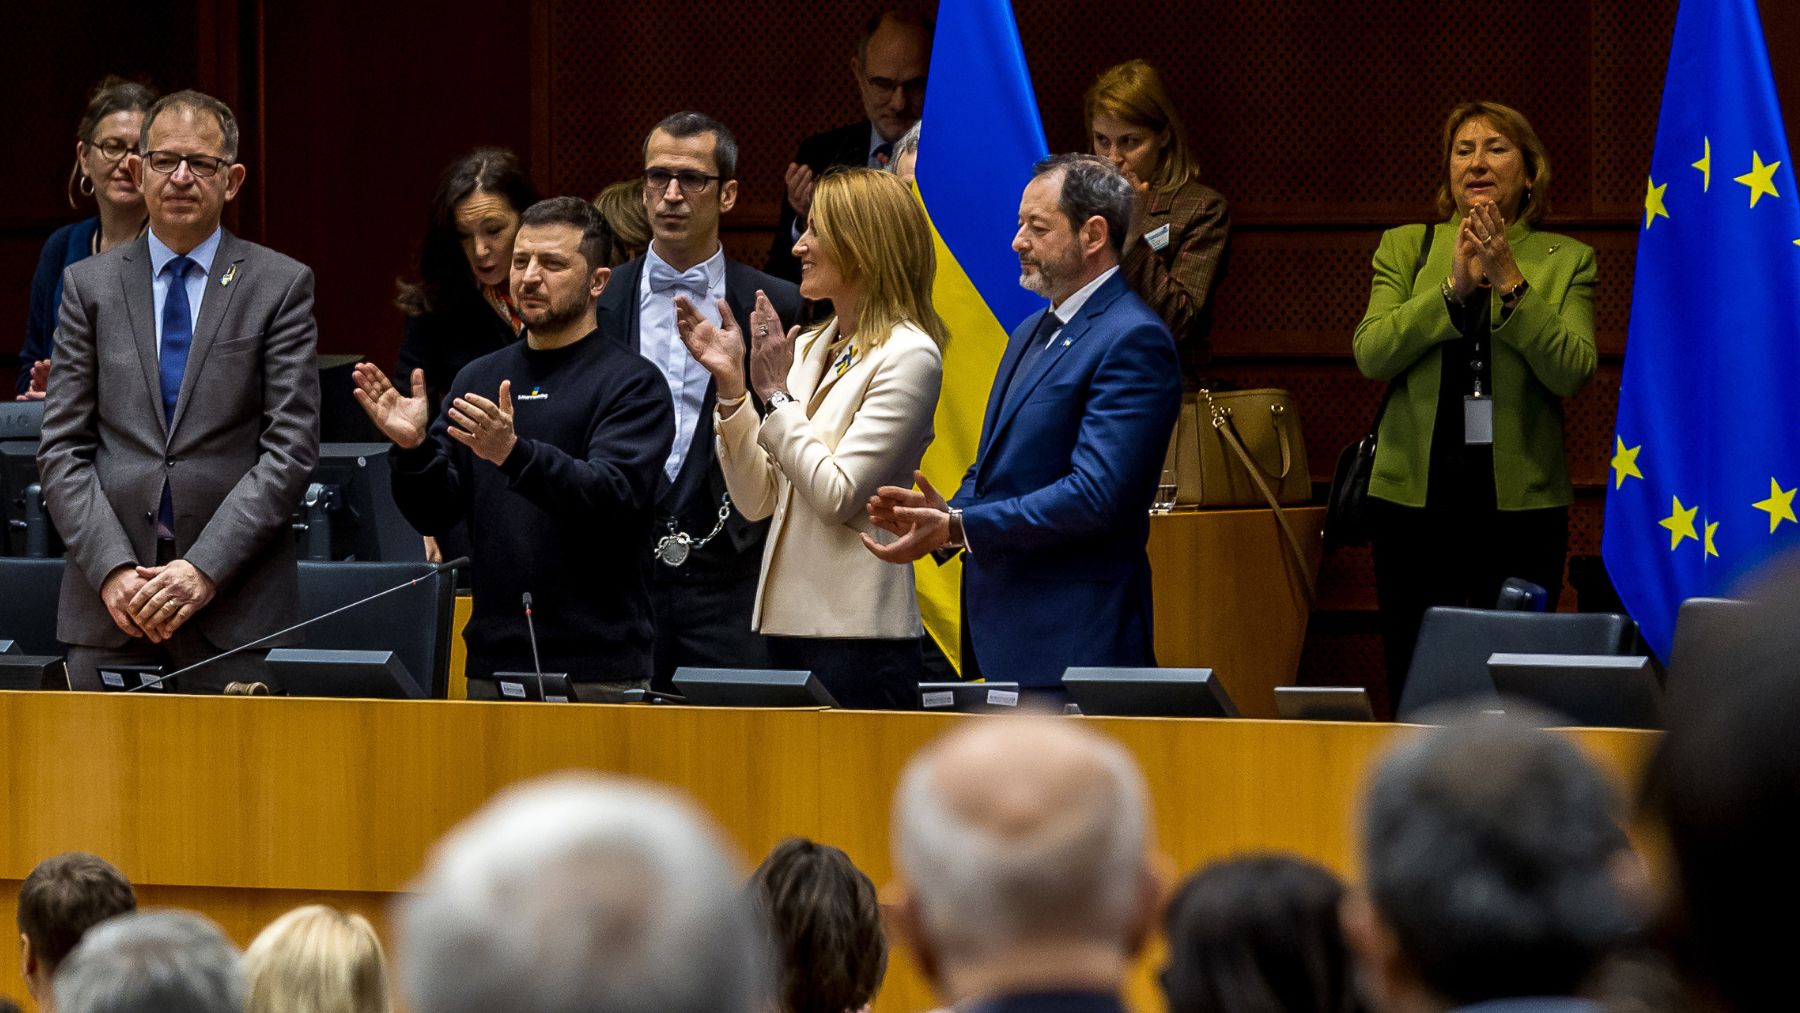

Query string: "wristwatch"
[[1501, 277, 1530, 305], [947, 508, 966, 548], [766, 390, 797, 410]]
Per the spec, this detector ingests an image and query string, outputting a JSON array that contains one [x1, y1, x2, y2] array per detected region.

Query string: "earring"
[[78, 174, 96, 196]]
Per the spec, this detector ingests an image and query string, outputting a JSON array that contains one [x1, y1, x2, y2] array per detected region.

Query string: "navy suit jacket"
[[953, 271, 1181, 687]]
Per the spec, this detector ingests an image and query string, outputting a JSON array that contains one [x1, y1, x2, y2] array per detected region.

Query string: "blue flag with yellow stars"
[[1604, 0, 1800, 659]]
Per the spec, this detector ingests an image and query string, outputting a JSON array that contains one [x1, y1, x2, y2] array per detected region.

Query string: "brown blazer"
[[713, 319, 942, 639], [38, 230, 321, 648], [1119, 178, 1231, 388]]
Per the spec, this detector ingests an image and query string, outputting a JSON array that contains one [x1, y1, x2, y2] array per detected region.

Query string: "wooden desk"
[[1148, 506, 1325, 716], [0, 694, 1652, 1012]]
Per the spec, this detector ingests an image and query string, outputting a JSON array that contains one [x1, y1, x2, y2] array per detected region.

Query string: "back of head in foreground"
[[1652, 553, 1800, 1013], [1162, 853, 1366, 1013], [892, 715, 1159, 1003], [54, 909, 244, 1013], [244, 904, 389, 1013], [396, 774, 769, 1013], [1345, 713, 1636, 1011], [750, 838, 887, 1013], [17, 851, 137, 1005]]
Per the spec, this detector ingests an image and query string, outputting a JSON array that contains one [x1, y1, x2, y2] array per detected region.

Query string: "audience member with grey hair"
[[890, 121, 921, 184], [54, 909, 245, 1013], [865, 153, 1180, 694], [891, 716, 1160, 1013], [1341, 715, 1637, 1013], [394, 774, 769, 1013]]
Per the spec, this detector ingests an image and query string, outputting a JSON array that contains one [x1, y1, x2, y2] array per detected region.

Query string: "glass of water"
[[1150, 467, 1178, 514]]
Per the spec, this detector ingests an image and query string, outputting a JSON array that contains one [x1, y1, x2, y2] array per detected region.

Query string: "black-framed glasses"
[[643, 168, 724, 195], [142, 150, 231, 178], [89, 138, 134, 162], [863, 74, 927, 101]]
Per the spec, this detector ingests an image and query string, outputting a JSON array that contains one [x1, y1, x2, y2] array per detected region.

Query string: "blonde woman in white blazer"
[[675, 169, 946, 708]]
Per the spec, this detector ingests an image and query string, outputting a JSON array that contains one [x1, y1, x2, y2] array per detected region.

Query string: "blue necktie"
[[1002, 310, 1061, 407], [158, 256, 195, 535], [159, 256, 195, 425]]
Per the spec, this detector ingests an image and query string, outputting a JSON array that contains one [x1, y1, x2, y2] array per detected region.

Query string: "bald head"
[[894, 718, 1152, 961]]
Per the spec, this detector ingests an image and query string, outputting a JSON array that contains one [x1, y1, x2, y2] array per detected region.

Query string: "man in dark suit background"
[[764, 9, 932, 282], [38, 90, 320, 692], [597, 112, 802, 688], [867, 154, 1182, 696]]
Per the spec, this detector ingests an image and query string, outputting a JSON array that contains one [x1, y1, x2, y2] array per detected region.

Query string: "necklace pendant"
[[655, 532, 692, 568]]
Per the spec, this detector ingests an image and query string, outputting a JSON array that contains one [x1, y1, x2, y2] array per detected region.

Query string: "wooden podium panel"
[[1147, 507, 1325, 717], [0, 694, 1654, 1012]]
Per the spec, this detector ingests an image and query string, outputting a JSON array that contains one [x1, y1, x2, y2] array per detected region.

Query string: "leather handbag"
[[1161, 387, 1316, 602], [1322, 222, 1435, 553]]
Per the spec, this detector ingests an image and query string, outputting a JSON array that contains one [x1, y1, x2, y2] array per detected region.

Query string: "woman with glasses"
[[18, 76, 157, 400], [675, 169, 945, 709], [1085, 60, 1230, 389]]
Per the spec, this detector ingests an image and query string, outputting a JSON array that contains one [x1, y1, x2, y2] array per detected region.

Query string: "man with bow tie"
[[596, 111, 802, 689]]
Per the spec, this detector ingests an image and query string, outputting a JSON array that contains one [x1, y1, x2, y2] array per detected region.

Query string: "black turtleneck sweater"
[[391, 328, 674, 681]]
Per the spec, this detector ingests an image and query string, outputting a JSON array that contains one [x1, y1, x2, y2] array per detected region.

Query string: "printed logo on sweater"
[[517, 385, 549, 402]]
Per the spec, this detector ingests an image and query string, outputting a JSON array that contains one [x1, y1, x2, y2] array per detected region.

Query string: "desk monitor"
[[265, 648, 423, 699], [0, 401, 43, 440], [97, 665, 172, 693], [1487, 653, 1664, 730], [672, 667, 837, 708], [0, 640, 18, 655], [0, 655, 65, 690], [466, 671, 576, 703], [298, 444, 424, 562], [1274, 686, 1376, 722], [0, 440, 60, 557], [920, 681, 1021, 713], [1062, 667, 1239, 718]]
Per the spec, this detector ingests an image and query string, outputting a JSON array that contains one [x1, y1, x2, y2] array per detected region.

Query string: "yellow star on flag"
[[1611, 437, 1644, 489], [1734, 151, 1782, 207], [1645, 176, 1671, 229], [1753, 477, 1798, 532], [1705, 521, 1720, 558], [1693, 136, 1711, 191], [1660, 496, 1700, 550]]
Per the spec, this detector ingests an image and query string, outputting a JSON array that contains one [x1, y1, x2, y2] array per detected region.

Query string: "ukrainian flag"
[[912, 0, 1048, 671], [1604, 0, 1800, 658]]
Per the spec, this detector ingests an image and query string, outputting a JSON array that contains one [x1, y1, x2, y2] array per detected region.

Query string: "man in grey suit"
[[38, 89, 320, 692]]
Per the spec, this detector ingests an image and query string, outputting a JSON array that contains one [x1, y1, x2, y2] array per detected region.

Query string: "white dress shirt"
[[147, 227, 222, 355], [1042, 265, 1120, 346], [638, 245, 727, 483]]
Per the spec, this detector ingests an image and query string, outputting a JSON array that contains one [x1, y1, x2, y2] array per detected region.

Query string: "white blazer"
[[714, 318, 943, 638]]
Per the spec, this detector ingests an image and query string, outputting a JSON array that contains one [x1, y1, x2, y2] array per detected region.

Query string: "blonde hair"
[[243, 905, 390, 1013], [1083, 60, 1200, 193], [807, 168, 949, 349], [593, 179, 651, 265], [1434, 101, 1553, 226]]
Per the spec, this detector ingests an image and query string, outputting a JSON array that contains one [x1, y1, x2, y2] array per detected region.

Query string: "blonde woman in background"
[[243, 905, 390, 1013], [592, 179, 650, 265], [675, 168, 946, 709]]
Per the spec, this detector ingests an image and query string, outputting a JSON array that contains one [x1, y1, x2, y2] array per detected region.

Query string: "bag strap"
[[1365, 223, 1438, 436], [1216, 414, 1317, 605]]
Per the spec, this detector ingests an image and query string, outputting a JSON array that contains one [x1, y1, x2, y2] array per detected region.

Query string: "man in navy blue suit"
[[867, 154, 1182, 693]]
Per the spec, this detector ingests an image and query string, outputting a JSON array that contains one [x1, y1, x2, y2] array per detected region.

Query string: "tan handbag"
[[1161, 388, 1316, 602]]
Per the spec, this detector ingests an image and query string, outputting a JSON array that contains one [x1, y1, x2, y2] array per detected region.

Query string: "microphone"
[[126, 556, 469, 693], [522, 591, 546, 703]]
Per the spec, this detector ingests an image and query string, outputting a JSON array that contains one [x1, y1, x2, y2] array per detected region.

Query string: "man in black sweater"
[[355, 197, 673, 697]]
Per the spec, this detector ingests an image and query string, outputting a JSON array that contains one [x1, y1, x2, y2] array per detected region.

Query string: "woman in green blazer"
[[1352, 101, 1597, 705]]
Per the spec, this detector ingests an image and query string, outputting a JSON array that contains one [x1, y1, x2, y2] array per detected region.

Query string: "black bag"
[[1323, 224, 1433, 552]]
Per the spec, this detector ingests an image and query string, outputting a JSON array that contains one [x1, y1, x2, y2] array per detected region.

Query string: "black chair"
[[1665, 595, 1755, 708], [296, 561, 453, 698], [1395, 607, 1637, 722], [0, 556, 66, 656]]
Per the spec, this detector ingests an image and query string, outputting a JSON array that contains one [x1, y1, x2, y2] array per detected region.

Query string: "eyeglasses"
[[863, 75, 927, 101], [88, 138, 134, 162], [643, 168, 724, 195], [141, 150, 231, 179]]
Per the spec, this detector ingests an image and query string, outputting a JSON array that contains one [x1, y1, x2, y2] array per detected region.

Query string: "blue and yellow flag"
[[1604, 0, 1800, 659], [912, 0, 1048, 670]]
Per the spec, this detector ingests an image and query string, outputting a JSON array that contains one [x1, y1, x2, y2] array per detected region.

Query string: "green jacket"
[[1352, 218, 1597, 510]]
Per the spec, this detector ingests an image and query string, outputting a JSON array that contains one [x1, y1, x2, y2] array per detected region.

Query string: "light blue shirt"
[[147, 227, 222, 357], [638, 244, 727, 483]]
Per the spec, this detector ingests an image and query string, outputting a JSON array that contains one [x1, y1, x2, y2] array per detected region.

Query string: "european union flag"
[[1604, 0, 1800, 659]]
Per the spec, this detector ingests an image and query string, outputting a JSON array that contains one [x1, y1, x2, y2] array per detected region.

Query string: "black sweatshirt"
[[391, 328, 674, 681]]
